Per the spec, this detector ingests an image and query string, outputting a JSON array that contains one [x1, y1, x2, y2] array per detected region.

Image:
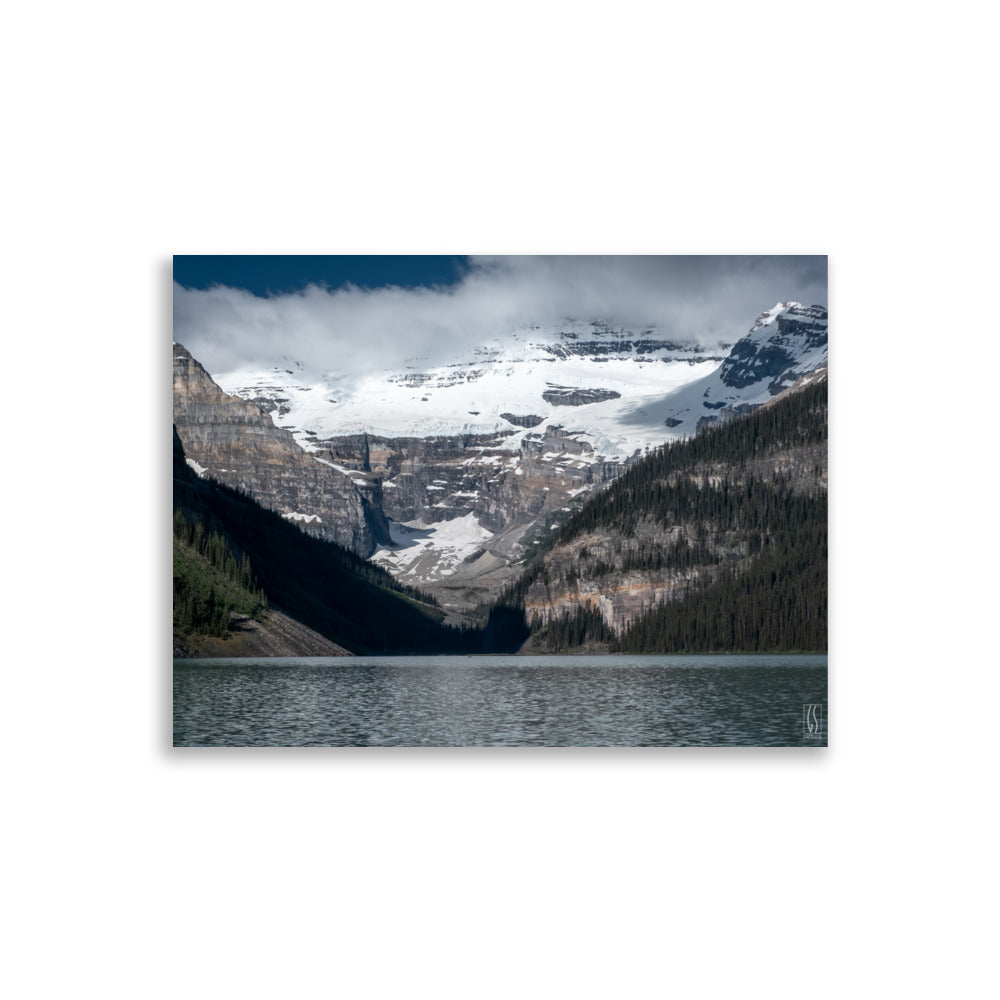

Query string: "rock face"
[[311, 424, 627, 616], [172, 343, 390, 556], [500, 413, 545, 428], [539, 322, 728, 362], [719, 303, 828, 392], [659, 303, 829, 433], [521, 530, 701, 636], [541, 387, 622, 406]]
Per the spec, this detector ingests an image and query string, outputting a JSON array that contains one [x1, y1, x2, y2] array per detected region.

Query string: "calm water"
[[173, 654, 827, 747]]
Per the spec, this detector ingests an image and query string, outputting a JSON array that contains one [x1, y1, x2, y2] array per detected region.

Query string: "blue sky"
[[173, 255, 470, 296]]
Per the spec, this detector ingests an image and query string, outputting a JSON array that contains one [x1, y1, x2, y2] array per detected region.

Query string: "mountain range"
[[173, 300, 827, 653]]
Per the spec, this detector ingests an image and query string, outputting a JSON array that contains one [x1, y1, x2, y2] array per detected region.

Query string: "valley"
[[195, 304, 826, 618], [173, 300, 828, 650]]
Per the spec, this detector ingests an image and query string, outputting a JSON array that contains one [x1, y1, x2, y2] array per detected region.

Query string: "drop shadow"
[[158, 257, 175, 754]]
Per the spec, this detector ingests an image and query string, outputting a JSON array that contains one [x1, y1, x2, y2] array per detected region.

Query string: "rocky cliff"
[[719, 303, 828, 392], [659, 302, 829, 433], [303, 421, 630, 617], [173, 343, 390, 555]]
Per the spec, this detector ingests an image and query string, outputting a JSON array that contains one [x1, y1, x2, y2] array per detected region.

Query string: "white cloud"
[[173, 255, 827, 376]]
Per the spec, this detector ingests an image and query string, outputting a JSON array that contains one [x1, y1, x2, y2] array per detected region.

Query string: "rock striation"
[[541, 386, 622, 406], [719, 303, 828, 393], [313, 425, 626, 610], [173, 343, 390, 556], [659, 303, 828, 433]]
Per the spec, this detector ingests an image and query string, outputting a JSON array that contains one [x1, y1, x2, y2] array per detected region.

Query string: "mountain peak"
[[750, 301, 802, 330], [718, 303, 827, 391]]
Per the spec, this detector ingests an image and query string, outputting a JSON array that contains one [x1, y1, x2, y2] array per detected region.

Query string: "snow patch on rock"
[[372, 513, 493, 582]]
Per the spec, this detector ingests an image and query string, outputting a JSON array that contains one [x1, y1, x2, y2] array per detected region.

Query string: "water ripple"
[[173, 655, 828, 747]]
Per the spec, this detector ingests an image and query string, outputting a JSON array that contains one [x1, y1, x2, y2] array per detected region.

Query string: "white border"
[[5, 3, 990, 996]]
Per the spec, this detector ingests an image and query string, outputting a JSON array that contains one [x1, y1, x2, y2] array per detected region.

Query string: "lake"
[[173, 654, 827, 747]]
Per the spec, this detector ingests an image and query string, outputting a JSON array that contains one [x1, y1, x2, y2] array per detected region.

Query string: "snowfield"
[[372, 513, 493, 581], [214, 319, 738, 462]]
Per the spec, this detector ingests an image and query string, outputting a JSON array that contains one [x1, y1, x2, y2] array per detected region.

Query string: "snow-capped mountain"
[[199, 304, 826, 615], [658, 302, 828, 431], [215, 306, 825, 461], [213, 320, 730, 463]]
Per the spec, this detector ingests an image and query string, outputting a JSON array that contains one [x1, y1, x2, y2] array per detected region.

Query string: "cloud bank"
[[173, 255, 827, 376]]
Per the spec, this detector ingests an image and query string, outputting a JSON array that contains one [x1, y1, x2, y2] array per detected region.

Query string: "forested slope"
[[491, 376, 828, 653], [173, 427, 482, 654]]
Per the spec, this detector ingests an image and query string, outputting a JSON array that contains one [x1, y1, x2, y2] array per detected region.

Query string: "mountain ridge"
[[173, 342, 391, 556], [172, 425, 480, 654], [175, 302, 827, 617], [496, 372, 828, 653]]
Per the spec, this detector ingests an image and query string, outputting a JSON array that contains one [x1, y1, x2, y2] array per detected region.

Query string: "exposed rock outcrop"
[[720, 303, 828, 392], [500, 413, 546, 428], [312, 425, 627, 614], [173, 343, 390, 556], [520, 529, 704, 637], [541, 386, 622, 406]]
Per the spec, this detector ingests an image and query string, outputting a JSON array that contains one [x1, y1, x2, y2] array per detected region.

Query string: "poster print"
[[173, 256, 827, 746]]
